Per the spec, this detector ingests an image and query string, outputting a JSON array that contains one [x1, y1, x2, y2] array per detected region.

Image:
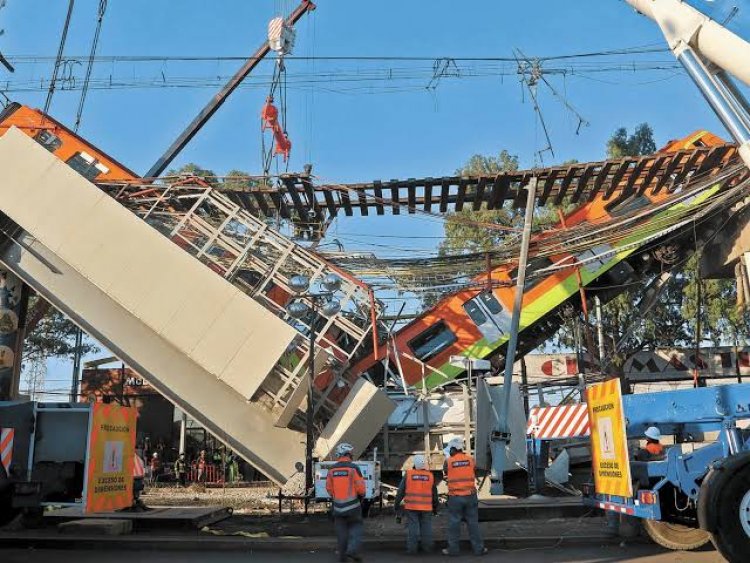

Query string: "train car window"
[[508, 256, 554, 290], [66, 151, 110, 181], [478, 291, 504, 315], [408, 321, 457, 363], [604, 195, 651, 218], [463, 299, 488, 326], [34, 130, 62, 153]]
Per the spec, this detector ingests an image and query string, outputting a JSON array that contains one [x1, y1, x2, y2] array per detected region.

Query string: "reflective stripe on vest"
[[404, 469, 434, 512], [329, 467, 360, 515], [133, 455, 145, 478], [446, 453, 476, 496]]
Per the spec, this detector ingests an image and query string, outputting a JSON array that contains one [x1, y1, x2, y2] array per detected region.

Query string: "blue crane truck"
[[580, 384, 750, 562]]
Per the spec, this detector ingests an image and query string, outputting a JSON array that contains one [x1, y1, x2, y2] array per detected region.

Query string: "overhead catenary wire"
[[2, 61, 687, 95], [4, 44, 672, 64], [74, 0, 108, 133], [327, 165, 749, 293], [43, 0, 76, 116]]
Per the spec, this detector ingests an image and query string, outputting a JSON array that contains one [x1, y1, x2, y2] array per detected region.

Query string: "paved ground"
[[0, 544, 726, 562]]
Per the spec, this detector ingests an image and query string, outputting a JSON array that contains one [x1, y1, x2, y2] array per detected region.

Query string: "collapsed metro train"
[[351, 131, 734, 389]]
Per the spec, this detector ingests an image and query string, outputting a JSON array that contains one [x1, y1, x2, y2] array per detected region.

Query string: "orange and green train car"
[[351, 131, 731, 390]]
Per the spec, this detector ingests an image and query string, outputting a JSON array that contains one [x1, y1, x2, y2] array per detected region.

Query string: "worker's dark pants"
[[132, 478, 144, 503], [446, 494, 484, 555], [177, 472, 186, 487], [405, 509, 434, 554], [333, 510, 363, 560]]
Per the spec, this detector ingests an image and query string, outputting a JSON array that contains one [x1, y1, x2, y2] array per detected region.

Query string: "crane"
[[144, 0, 316, 179], [625, 0, 750, 167]]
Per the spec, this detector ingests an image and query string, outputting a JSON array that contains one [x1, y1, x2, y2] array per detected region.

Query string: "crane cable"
[[43, 0, 76, 116], [261, 57, 290, 177], [74, 0, 108, 133]]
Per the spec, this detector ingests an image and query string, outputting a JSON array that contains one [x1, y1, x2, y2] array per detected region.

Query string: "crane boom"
[[145, 0, 316, 179], [626, 0, 750, 88], [625, 0, 750, 166]]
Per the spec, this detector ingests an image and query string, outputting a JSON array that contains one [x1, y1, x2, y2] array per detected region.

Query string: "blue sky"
[[1, 0, 747, 396]]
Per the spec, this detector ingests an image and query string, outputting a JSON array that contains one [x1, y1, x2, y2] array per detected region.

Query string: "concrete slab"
[[58, 519, 132, 536], [45, 506, 232, 530]]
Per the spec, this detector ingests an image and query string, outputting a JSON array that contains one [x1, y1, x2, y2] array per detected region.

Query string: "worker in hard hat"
[[325, 442, 366, 562], [637, 426, 666, 461], [149, 452, 162, 485], [394, 454, 438, 554], [442, 437, 488, 557]]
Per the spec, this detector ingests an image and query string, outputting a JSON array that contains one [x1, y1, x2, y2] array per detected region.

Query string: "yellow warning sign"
[[84, 403, 137, 513], [585, 379, 632, 498]]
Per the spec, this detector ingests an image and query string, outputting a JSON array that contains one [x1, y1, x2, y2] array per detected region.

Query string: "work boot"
[[474, 547, 489, 556]]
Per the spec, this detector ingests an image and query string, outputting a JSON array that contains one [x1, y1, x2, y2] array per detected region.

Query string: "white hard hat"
[[447, 437, 465, 451], [336, 443, 354, 457], [413, 454, 427, 470], [644, 426, 661, 441], [152, 452, 158, 458]]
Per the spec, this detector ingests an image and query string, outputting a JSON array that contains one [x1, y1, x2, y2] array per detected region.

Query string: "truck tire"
[[709, 461, 750, 563], [642, 519, 711, 551]]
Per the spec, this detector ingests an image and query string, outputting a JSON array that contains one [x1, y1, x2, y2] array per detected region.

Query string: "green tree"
[[23, 296, 98, 361], [606, 123, 657, 159], [438, 151, 520, 256], [166, 163, 218, 185]]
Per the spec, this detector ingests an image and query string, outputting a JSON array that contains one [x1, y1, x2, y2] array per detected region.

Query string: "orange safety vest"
[[645, 442, 664, 457], [133, 454, 145, 478], [404, 469, 434, 512], [446, 452, 477, 496], [326, 458, 366, 515]]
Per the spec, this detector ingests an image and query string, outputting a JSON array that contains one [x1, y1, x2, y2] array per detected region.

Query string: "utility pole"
[[69, 327, 83, 402], [490, 177, 537, 495], [595, 295, 605, 370]]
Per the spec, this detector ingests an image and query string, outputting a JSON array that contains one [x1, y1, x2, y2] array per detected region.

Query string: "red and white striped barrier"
[[598, 501, 634, 515], [527, 404, 590, 439], [1, 427, 14, 472]]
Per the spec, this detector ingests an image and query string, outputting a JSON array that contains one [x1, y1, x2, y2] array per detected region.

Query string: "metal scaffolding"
[[98, 178, 383, 431]]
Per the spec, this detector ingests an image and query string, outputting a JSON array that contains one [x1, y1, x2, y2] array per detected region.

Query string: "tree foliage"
[[23, 296, 98, 361], [438, 150, 520, 255], [166, 163, 218, 185], [606, 123, 657, 159]]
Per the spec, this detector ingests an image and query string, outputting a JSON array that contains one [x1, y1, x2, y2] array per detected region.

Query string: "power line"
[[74, 0, 108, 133], [43, 0, 76, 115], [4, 45, 670, 65]]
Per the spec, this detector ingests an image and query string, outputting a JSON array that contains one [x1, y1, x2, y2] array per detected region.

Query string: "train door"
[[463, 291, 511, 343]]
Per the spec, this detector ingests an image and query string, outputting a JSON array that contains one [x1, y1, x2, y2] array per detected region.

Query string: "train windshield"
[[408, 321, 457, 363], [478, 291, 503, 314], [463, 291, 511, 344], [464, 299, 488, 326]]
